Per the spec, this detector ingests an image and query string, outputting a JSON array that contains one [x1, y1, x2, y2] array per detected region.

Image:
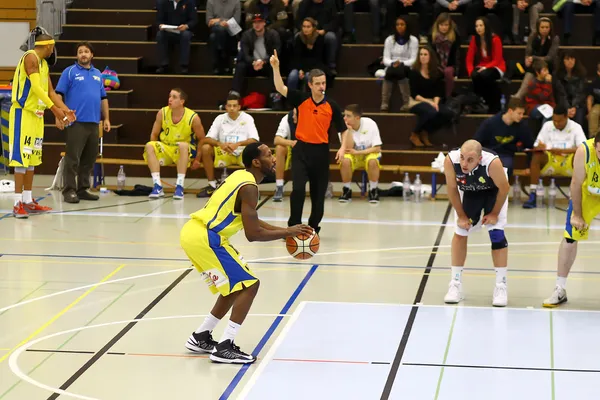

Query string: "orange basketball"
[[285, 233, 320, 259]]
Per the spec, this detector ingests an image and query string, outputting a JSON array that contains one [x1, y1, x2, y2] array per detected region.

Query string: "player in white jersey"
[[273, 108, 297, 202], [443, 140, 511, 307]]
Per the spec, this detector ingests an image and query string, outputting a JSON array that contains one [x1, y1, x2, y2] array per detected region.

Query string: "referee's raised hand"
[[269, 50, 280, 70]]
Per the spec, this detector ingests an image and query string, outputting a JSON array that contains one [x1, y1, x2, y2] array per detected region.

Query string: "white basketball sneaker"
[[542, 286, 567, 308], [444, 281, 463, 304], [492, 283, 508, 307]]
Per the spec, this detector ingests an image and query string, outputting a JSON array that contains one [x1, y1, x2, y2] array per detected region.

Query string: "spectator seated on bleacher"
[[386, 0, 432, 44], [524, 59, 555, 129], [155, 0, 197, 75], [206, 0, 242, 74], [523, 105, 588, 209], [378, 16, 418, 112], [288, 18, 328, 90], [511, 0, 543, 44], [144, 88, 206, 199], [553, 50, 588, 128], [296, 0, 340, 75], [553, 0, 600, 45], [196, 93, 260, 198], [465, 17, 506, 114], [469, 0, 514, 44], [474, 96, 534, 177], [433, 0, 476, 40], [245, 0, 291, 47], [428, 13, 461, 99], [342, 0, 382, 43], [338, 104, 383, 203], [587, 62, 600, 137], [273, 108, 298, 201]]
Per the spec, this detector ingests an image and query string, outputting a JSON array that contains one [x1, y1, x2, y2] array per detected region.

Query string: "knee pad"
[[489, 229, 508, 250], [14, 167, 26, 174], [566, 238, 577, 244], [27, 166, 34, 172]]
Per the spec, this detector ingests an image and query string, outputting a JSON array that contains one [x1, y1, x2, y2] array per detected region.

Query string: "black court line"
[[380, 203, 452, 400], [403, 362, 600, 374], [27, 349, 125, 356], [46, 195, 272, 399]]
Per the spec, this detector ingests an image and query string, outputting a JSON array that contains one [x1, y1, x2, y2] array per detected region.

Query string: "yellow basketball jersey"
[[583, 138, 600, 196], [159, 106, 196, 146], [11, 50, 49, 117], [191, 170, 257, 241]]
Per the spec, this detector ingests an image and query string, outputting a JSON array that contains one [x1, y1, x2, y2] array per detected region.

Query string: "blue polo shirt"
[[55, 63, 107, 123]]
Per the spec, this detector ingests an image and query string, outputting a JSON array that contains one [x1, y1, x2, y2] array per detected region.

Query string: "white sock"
[[176, 174, 185, 187], [195, 313, 220, 334], [208, 180, 217, 188], [276, 179, 284, 187], [14, 193, 23, 206], [495, 267, 507, 285], [151, 172, 161, 186], [22, 190, 33, 204], [556, 276, 567, 289], [344, 182, 351, 189], [530, 184, 537, 191], [370, 181, 378, 189], [451, 266, 463, 282], [219, 320, 241, 344]]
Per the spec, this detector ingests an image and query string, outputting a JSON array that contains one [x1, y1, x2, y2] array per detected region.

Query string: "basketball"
[[285, 232, 320, 260]]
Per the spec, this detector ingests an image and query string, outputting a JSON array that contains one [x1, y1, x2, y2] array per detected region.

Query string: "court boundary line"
[[402, 362, 600, 373]]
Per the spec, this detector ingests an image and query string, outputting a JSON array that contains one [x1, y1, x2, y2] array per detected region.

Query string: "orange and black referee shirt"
[[286, 89, 346, 144]]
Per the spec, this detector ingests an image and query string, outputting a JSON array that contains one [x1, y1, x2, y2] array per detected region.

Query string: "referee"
[[55, 41, 111, 203], [270, 50, 350, 233]]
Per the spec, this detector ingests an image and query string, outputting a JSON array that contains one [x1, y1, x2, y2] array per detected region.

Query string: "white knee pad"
[[14, 167, 26, 174]]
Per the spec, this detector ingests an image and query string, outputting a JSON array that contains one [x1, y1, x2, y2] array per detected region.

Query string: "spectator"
[[523, 105, 587, 208], [156, 0, 197, 74], [387, 0, 433, 43], [207, 0, 241, 74], [408, 46, 454, 147], [513, 17, 560, 99], [338, 104, 383, 203], [55, 41, 110, 204], [428, 13, 461, 99], [468, 0, 514, 43], [466, 17, 506, 114], [288, 18, 327, 90], [512, 0, 543, 44], [378, 16, 418, 112], [554, 50, 588, 127], [144, 88, 206, 199], [197, 93, 260, 198], [524, 59, 555, 129], [231, 15, 281, 100], [554, 0, 600, 45], [343, 0, 382, 43], [273, 108, 298, 201], [434, 0, 476, 39], [587, 62, 600, 137], [474, 96, 534, 177], [245, 0, 290, 44], [296, 0, 339, 75]]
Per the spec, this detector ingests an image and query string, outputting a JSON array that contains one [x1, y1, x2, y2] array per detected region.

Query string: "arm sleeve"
[[466, 37, 476, 76], [403, 37, 418, 68], [240, 32, 254, 64], [458, 0, 472, 5], [383, 37, 394, 67], [206, 116, 221, 140], [574, 125, 587, 145], [186, 0, 198, 29], [473, 119, 490, 145], [246, 115, 260, 141], [322, 0, 337, 32], [330, 101, 346, 133], [436, 0, 451, 7], [233, 0, 241, 24], [573, 79, 588, 108], [370, 120, 383, 147], [534, 123, 550, 147], [206, 0, 215, 22], [519, 123, 535, 149], [483, 36, 505, 69], [156, 0, 167, 25], [100, 77, 107, 99], [275, 115, 290, 138], [54, 67, 71, 97], [29, 73, 54, 108]]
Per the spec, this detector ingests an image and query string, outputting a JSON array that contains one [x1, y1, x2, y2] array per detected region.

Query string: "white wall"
[[0, 22, 31, 67]]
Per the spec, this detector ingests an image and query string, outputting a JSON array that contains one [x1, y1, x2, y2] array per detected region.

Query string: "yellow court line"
[[0, 264, 126, 364]]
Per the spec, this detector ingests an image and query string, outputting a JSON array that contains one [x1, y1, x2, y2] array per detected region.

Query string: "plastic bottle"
[[548, 178, 557, 208], [500, 94, 506, 111], [536, 178, 545, 208], [117, 165, 126, 190], [414, 174, 422, 203], [221, 167, 229, 182], [512, 175, 521, 205], [403, 172, 411, 202]]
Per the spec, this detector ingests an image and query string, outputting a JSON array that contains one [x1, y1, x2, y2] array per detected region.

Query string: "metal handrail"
[[37, 0, 73, 38]]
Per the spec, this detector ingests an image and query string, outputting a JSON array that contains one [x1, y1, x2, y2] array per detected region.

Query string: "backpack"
[[102, 67, 120, 91]]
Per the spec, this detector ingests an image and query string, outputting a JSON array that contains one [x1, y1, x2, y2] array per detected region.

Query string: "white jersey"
[[534, 119, 587, 150], [207, 111, 260, 156], [347, 117, 383, 151], [275, 114, 291, 139]]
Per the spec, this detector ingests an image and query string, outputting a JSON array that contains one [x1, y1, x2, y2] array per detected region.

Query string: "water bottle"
[[548, 178, 557, 208], [536, 178, 545, 208], [523, 25, 530, 44], [117, 165, 126, 190], [512, 176, 521, 205], [413, 174, 422, 203], [220, 167, 229, 182], [500, 95, 506, 112], [403, 172, 411, 202]]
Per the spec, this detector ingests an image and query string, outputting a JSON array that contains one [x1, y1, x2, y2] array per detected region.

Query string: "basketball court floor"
[[1, 175, 600, 400]]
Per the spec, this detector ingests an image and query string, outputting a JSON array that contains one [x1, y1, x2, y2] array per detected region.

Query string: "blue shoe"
[[173, 185, 184, 200], [149, 183, 165, 199], [522, 192, 536, 209]]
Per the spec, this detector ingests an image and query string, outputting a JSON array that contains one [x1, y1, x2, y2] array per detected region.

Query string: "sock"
[[176, 174, 185, 187], [208, 180, 217, 188], [556, 276, 567, 289], [369, 181, 378, 189], [451, 266, 463, 282], [22, 190, 33, 204], [495, 267, 507, 284], [276, 179, 284, 187], [151, 172, 161, 186], [219, 320, 241, 344], [530, 184, 537, 191], [344, 182, 351, 189], [195, 313, 220, 334], [14, 193, 23, 206]]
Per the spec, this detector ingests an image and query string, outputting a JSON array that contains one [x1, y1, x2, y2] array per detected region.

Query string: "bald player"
[[443, 139, 511, 307]]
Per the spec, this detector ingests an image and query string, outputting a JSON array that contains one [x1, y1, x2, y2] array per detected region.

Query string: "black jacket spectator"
[[239, 28, 281, 65], [296, 0, 338, 32], [155, 0, 197, 73], [291, 34, 326, 71], [409, 69, 445, 100], [245, 0, 289, 30], [157, 0, 198, 30]]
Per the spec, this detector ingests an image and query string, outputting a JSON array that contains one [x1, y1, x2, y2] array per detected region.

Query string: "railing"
[[36, 0, 73, 38]]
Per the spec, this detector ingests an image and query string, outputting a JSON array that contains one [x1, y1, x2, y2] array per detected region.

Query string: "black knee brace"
[[489, 229, 508, 250]]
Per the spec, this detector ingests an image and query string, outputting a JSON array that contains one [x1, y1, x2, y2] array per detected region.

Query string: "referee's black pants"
[[288, 141, 330, 231]]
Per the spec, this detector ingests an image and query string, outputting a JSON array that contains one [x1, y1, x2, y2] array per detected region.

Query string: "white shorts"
[[454, 189, 508, 237]]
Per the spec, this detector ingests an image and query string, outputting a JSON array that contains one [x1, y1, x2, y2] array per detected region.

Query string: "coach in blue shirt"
[[55, 41, 111, 203]]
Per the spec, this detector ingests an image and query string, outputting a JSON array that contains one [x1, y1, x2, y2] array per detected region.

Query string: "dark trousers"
[[410, 102, 454, 133], [209, 25, 231, 69], [386, 0, 432, 36], [468, 0, 513, 40], [62, 122, 99, 194], [157, 30, 193, 67], [288, 141, 329, 230], [471, 67, 502, 113], [559, 1, 600, 36], [232, 58, 275, 95]]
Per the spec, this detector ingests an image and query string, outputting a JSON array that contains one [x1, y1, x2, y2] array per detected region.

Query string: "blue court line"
[[219, 264, 319, 400], [0, 194, 50, 221]]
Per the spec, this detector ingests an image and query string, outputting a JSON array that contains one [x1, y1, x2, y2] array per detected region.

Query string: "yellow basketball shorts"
[[564, 192, 600, 241], [541, 152, 575, 177], [143, 141, 194, 167], [9, 107, 44, 168], [213, 146, 244, 168], [343, 152, 381, 172], [284, 146, 292, 171], [180, 219, 258, 296]]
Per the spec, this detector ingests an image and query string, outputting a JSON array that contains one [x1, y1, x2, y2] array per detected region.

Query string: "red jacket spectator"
[[466, 34, 506, 77], [524, 79, 555, 115]]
